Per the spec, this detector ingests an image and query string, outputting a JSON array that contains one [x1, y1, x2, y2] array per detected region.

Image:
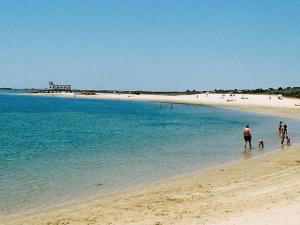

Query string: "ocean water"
[[1, 93, 300, 217]]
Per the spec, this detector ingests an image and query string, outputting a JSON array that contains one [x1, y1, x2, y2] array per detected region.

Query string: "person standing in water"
[[243, 125, 252, 149], [278, 121, 283, 135], [283, 124, 288, 136], [280, 124, 288, 145], [280, 126, 285, 145]]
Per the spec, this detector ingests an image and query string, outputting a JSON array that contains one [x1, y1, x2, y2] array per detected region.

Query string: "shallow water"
[[0, 93, 299, 216]]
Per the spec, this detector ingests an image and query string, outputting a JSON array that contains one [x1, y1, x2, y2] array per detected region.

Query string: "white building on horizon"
[[48, 81, 72, 92]]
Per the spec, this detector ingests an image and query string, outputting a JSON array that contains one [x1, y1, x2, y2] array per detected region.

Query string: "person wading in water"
[[280, 124, 288, 145], [243, 125, 252, 149], [278, 121, 283, 136]]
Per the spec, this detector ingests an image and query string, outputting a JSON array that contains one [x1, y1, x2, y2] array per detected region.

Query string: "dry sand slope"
[[3, 147, 300, 225]]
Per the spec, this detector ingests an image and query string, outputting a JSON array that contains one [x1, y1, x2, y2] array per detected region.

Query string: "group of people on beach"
[[243, 121, 291, 150]]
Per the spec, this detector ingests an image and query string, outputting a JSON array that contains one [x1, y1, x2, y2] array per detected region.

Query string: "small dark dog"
[[286, 136, 291, 146], [258, 140, 264, 149]]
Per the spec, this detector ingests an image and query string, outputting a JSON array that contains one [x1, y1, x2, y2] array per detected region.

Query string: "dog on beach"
[[258, 140, 264, 149]]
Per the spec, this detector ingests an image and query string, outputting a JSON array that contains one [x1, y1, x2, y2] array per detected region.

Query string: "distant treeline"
[[212, 87, 300, 98], [75, 89, 203, 96], [13, 86, 300, 99], [77, 87, 300, 98]]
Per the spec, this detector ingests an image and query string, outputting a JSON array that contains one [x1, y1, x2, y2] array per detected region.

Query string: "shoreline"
[[0, 141, 281, 221], [27, 92, 300, 119], [3, 145, 300, 225], [2, 92, 300, 224]]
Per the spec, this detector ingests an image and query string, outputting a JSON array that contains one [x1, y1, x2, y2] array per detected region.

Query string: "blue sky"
[[0, 0, 299, 90]]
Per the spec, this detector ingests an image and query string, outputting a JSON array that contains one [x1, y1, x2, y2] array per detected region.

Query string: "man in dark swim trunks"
[[243, 125, 252, 149]]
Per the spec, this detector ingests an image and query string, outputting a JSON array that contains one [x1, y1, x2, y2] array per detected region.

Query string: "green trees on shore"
[[213, 87, 300, 98]]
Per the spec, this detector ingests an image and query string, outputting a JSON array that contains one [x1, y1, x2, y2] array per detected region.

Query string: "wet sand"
[[3, 146, 300, 225]]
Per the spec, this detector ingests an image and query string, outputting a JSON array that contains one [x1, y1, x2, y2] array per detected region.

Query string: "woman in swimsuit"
[[280, 127, 286, 145]]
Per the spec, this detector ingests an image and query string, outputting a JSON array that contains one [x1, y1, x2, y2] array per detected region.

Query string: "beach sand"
[[3, 92, 300, 224], [3, 147, 300, 225], [31, 92, 300, 118]]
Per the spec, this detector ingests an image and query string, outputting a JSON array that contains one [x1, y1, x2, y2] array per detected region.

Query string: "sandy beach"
[[3, 0, 300, 223], [3, 92, 300, 225], [31, 92, 300, 118], [3, 146, 300, 225]]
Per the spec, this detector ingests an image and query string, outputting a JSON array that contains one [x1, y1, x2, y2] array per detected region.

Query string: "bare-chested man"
[[243, 125, 252, 149]]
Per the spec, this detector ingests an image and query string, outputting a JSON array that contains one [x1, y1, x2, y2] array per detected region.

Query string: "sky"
[[0, 0, 299, 91]]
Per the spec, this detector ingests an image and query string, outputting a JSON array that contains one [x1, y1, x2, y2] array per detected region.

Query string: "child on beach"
[[286, 136, 291, 146], [258, 140, 264, 149], [278, 121, 283, 135], [283, 124, 288, 136]]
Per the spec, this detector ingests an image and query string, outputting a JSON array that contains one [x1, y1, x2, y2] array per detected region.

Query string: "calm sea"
[[1, 93, 300, 217]]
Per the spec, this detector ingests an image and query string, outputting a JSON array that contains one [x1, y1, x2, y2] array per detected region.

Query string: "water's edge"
[[1, 93, 299, 220]]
